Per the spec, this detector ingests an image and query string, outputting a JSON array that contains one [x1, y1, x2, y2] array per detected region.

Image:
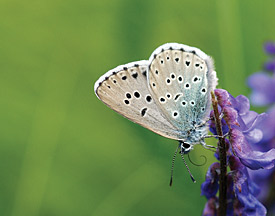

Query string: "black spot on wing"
[[146, 95, 152, 103], [141, 108, 147, 117], [174, 94, 181, 101], [134, 91, 140, 98], [142, 71, 147, 76], [126, 93, 131, 99], [132, 73, 138, 79]]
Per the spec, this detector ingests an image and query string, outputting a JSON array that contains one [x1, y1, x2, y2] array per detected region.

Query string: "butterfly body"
[[94, 43, 218, 153]]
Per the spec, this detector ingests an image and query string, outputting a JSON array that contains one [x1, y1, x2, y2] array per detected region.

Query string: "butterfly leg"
[[195, 116, 214, 129], [200, 140, 217, 152], [204, 132, 229, 139]]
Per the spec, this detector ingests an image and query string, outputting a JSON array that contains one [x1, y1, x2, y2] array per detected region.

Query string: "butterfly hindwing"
[[94, 60, 182, 140], [147, 43, 217, 131]]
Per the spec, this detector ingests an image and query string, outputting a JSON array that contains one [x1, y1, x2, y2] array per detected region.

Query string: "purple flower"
[[229, 156, 266, 215], [214, 89, 231, 108], [264, 42, 275, 55], [228, 156, 267, 215], [223, 106, 239, 127], [264, 60, 275, 72], [230, 128, 275, 170], [202, 41, 275, 215], [248, 168, 274, 201], [201, 163, 219, 199], [202, 197, 218, 216], [202, 88, 274, 215], [233, 169, 267, 215], [213, 89, 267, 145], [247, 72, 275, 106], [229, 156, 260, 196], [255, 106, 275, 145], [247, 41, 275, 215]]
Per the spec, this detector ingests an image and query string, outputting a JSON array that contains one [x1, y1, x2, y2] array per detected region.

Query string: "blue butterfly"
[[94, 43, 218, 184]]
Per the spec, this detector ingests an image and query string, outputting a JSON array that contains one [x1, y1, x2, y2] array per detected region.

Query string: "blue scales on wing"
[[147, 43, 218, 141]]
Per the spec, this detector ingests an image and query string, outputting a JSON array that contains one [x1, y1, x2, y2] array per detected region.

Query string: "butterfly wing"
[[94, 60, 182, 140], [147, 43, 218, 131]]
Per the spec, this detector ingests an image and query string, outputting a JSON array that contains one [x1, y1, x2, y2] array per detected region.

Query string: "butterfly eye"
[[181, 143, 192, 154], [182, 143, 190, 149]]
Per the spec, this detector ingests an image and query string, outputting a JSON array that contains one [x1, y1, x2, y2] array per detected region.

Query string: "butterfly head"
[[180, 141, 193, 154]]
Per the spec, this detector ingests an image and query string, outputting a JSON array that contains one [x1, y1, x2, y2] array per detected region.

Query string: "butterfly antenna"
[[180, 152, 196, 183], [169, 145, 180, 187], [187, 153, 207, 166]]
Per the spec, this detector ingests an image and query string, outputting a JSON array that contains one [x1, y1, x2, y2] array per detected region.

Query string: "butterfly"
[[94, 43, 218, 184]]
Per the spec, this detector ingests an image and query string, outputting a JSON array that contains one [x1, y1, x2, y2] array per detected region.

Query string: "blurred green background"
[[1, 0, 274, 215]]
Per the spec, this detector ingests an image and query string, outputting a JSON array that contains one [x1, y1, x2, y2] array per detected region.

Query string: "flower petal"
[[247, 72, 275, 106], [233, 170, 267, 215], [223, 106, 239, 126], [230, 128, 275, 170], [264, 41, 275, 55], [235, 95, 250, 115], [201, 162, 220, 199], [214, 89, 231, 107], [264, 60, 275, 71], [202, 197, 218, 216], [257, 106, 275, 143]]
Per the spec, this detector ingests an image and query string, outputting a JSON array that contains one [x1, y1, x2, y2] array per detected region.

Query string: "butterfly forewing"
[[147, 43, 217, 131], [94, 61, 182, 140]]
